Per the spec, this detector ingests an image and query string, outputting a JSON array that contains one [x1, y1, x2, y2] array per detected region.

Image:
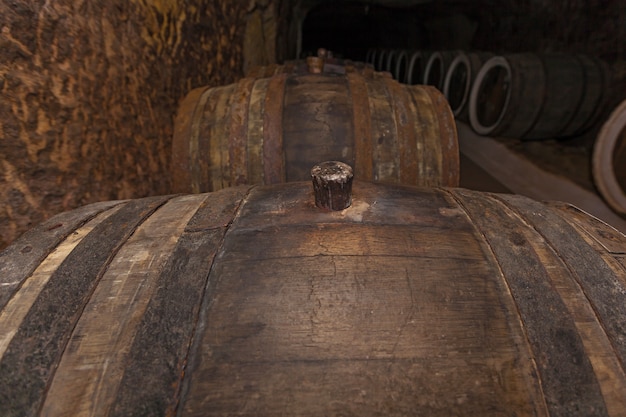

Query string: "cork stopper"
[[311, 161, 354, 211]]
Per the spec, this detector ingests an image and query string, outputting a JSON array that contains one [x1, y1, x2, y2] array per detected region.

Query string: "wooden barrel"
[[384, 49, 401, 75], [365, 48, 377, 65], [394, 49, 410, 83], [2, 179, 626, 416], [468, 53, 610, 139], [407, 50, 431, 85], [375, 49, 388, 71], [593, 99, 626, 215], [171, 72, 459, 193], [246, 58, 375, 78], [423, 50, 460, 91], [443, 51, 493, 121]]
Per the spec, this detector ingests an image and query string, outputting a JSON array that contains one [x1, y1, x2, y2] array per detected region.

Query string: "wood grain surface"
[[1, 182, 625, 416]]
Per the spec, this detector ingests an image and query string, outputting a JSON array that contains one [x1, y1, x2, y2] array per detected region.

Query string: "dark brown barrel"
[[2, 180, 626, 416], [593, 99, 626, 215], [443, 51, 493, 121], [171, 72, 459, 193], [469, 53, 610, 139]]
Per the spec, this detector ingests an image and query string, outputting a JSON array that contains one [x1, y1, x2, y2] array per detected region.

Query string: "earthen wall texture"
[[0, 0, 248, 249]]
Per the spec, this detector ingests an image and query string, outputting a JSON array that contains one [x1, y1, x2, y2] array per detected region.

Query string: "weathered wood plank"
[[109, 187, 248, 416], [500, 193, 626, 369], [40, 194, 208, 416], [283, 75, 354, 181], [172, 86, 211, 194], [451, 188, 610, 417], [246, 78, 271, 185], [346, 72, 373, 181], [0, 204, 123, 360], [178, 184, 543, 416], [262, 73, 287, 184], [365, 75, 399, 182], [0, 200, 124, 310], [0, 195, 171, 417], [385, 76, 418, 185]]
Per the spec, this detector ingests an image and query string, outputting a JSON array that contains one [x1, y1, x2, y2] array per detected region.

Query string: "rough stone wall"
[[469, 0, 626, 62], [0, 0, 249, 249]]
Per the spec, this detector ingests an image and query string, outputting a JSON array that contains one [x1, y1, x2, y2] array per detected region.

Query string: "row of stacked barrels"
[[368, 48, 626, 216], [366, 48, 610, 139], [2, 49, 626, 415]]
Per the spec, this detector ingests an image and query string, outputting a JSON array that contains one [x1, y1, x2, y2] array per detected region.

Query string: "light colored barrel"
[[384, 49, 401, 75], [171, 71, 459, 193], [469, 53, 610, 139], [394, 49, 410, 83], [593, 99, 626, 215], [407, 50, 431, 85], [376, 49, 388, 71], [2, 180, 626, 416], [443, 51, 493, 121]]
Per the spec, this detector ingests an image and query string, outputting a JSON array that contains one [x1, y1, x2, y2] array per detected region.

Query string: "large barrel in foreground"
[[2, 180, 626, 416], [172, 72, 459, 193]]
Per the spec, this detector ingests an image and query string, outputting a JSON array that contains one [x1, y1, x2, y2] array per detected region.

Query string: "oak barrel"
[[442, 51, 493, 121], [469, 53, 610, 139], [171, 72, 459, 193], [423, 50, 460, 91], [407, 50, 432, 85], [2, 179, 626, 416], [593, 98, 626, 215], [394, 49, 410, 83]]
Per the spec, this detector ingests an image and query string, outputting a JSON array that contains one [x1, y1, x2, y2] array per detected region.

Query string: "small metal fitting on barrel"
[[306, 56, 325, 74], [311, 161, 354, 211]]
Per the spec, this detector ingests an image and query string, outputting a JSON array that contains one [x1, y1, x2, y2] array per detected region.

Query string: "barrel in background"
[[407, 50, 432, 84], [394, 49, 410, 82], [2, 180, 626, 415], [423, 50, 460, 91], [593, 98, 626, 215], [443, 51, 493, 121], [246, 52, 375, 78], [171, 71, 459, 193], [468, 53, 610, 139]]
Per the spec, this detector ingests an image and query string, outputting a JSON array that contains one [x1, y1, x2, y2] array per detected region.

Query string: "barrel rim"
[[592, 99, 626, 215], [385, 49, 399, 74], [443, 52, 472, 116], [376, 49, 388, 71], [407, 50, 427, 85], [395, 50, 409, 83], [423, 51, 445, 89], [469, 56, 513, 136]]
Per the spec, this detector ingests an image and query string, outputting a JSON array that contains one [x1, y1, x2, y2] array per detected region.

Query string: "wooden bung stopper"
[[311, 161, 353, 211]]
